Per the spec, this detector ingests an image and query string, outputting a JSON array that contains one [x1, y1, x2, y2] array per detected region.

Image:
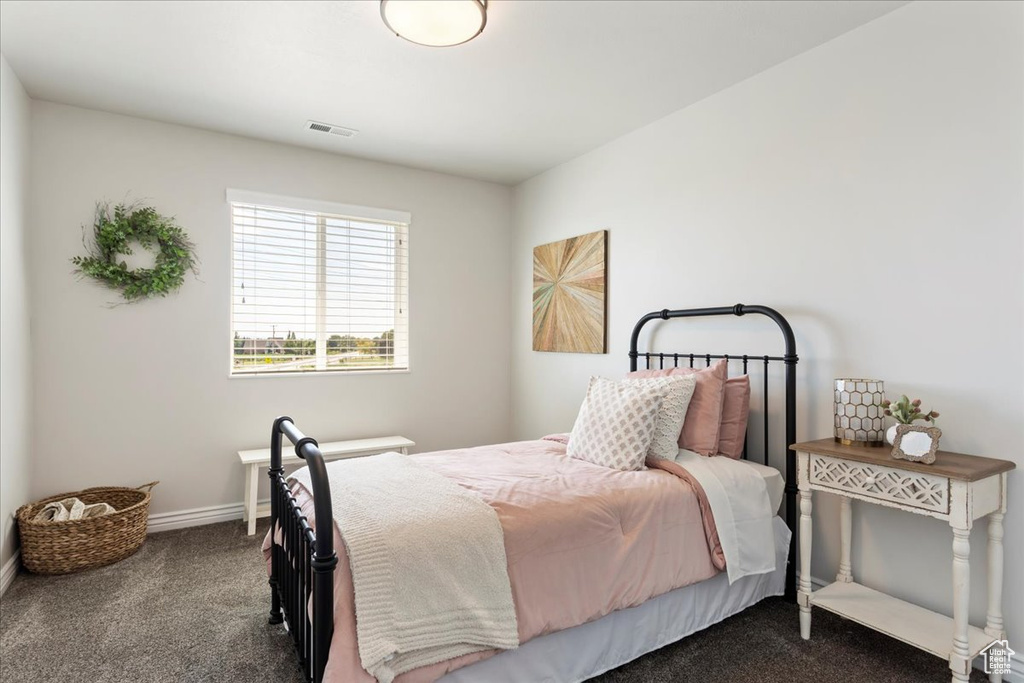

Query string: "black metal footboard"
[[268, 416, 338, 683]]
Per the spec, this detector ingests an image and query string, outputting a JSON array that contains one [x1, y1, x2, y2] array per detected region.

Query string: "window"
[[228, 190, 409, 375]]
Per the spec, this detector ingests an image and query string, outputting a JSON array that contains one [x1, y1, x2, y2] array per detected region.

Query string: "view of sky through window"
[[230, 202, 408, 374]]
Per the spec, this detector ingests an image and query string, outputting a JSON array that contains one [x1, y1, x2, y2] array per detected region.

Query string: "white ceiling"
[[0, 0, 908, 184]]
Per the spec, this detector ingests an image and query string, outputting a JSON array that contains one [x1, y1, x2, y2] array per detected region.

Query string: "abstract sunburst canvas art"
[[533, 230, 607, 353]]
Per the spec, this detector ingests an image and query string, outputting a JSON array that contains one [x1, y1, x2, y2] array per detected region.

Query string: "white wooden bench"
[[238, 435, 415, 535]]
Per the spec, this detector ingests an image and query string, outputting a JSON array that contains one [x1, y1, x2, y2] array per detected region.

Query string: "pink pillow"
[[717, 375, 751, 459], [628, 358, 728, 456]]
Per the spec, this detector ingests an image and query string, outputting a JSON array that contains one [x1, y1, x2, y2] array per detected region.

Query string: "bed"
[[265, 303, 798, 683]]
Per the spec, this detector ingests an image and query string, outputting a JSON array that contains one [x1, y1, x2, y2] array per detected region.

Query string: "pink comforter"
[[264, 438, 724, 683]]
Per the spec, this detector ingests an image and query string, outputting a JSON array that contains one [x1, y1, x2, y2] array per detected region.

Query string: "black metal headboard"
[[629, 303, 797, 602]]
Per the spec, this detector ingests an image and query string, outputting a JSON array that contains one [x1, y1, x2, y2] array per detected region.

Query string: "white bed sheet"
[[736, 458, 784, 515], [441, 515, 791, 683], [674, 449, 776, 584]]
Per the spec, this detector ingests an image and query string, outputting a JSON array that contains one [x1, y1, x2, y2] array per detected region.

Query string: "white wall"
[[28, 102, 513, 516], [512, 0, 1022, 648], [0, 54, 33, 571]]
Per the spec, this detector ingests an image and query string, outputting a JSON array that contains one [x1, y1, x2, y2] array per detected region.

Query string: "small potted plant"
[[881, 395, 939, 444]]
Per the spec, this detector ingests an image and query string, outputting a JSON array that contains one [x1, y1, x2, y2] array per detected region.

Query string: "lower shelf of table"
[[810, 581, 992, 661]]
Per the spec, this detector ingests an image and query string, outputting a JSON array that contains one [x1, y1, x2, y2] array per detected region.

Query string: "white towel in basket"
[[33, 498, 116, 522]]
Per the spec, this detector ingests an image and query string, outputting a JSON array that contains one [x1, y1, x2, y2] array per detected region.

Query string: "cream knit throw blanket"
[[290, 452, 518, 683]]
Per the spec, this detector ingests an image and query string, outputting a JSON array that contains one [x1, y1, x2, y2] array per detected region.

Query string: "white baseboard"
[[797, 573, 1023, 682], [1011, 655, 1024, 683], [146, 497, 274, 533], [1, 551, 20, 596], [146, 502, 244, 533]]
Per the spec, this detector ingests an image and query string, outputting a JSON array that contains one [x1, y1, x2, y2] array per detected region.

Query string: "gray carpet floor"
[[0, 520, 985, 683]]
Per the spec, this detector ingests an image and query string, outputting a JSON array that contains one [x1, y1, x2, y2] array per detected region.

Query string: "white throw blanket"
[[290, 452, 518, 683], [674, 449, 777, 583]]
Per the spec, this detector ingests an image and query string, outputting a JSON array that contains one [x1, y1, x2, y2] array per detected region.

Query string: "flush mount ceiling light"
[[380, 0, 487, 48]]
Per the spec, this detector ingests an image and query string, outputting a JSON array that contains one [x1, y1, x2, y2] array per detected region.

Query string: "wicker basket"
[[16, 482, 158, 575]]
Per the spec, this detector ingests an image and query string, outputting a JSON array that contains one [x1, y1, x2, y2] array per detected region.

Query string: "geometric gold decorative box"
[[833, 378, 885, 447]]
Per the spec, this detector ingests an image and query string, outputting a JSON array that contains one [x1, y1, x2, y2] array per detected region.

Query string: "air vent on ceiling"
[[305, 120, 358, 138]]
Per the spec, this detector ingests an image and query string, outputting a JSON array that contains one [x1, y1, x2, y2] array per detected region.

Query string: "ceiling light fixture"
[[380, 0, 487, 48]]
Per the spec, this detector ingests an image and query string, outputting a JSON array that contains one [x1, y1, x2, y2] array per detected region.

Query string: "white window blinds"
[[229, 191, 409, 375]]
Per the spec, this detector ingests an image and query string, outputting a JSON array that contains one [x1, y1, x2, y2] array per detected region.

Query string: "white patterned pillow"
[[624, 374, 696, 460], [567, 377, 664, 471]]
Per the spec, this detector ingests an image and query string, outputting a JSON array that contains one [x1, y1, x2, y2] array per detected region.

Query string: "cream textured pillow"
[[624, 374, 696, 460], [567, 377, 664, 471], [628, 359, 729, 456]]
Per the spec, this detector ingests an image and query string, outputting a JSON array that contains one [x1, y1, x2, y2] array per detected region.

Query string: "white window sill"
[[227, 369, 411, 379]]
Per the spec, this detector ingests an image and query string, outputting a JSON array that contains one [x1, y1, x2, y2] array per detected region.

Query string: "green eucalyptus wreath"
[[72, 202, 198, 301]]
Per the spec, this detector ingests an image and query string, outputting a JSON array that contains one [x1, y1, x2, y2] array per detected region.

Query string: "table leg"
[[247, 464, 259, 536], [799, 488, 813, 640], [837, 496, 853, 583], [242, 466, 251, 524], [986, 511, 1005, 683], [950, 526, 971, 683]]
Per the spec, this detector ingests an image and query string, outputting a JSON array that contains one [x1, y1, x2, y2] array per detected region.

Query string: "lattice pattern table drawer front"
[[809, 454, 949, 514]]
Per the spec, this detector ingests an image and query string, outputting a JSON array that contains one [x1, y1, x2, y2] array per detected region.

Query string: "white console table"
[[793, 439, 1014, 683], [238, 435, 415, 535]]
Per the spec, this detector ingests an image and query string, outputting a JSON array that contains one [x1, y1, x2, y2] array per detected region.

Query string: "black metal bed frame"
[[268, 416, 336, 683], [268, 303, 797, 683], [629, 303, 798, 602]]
